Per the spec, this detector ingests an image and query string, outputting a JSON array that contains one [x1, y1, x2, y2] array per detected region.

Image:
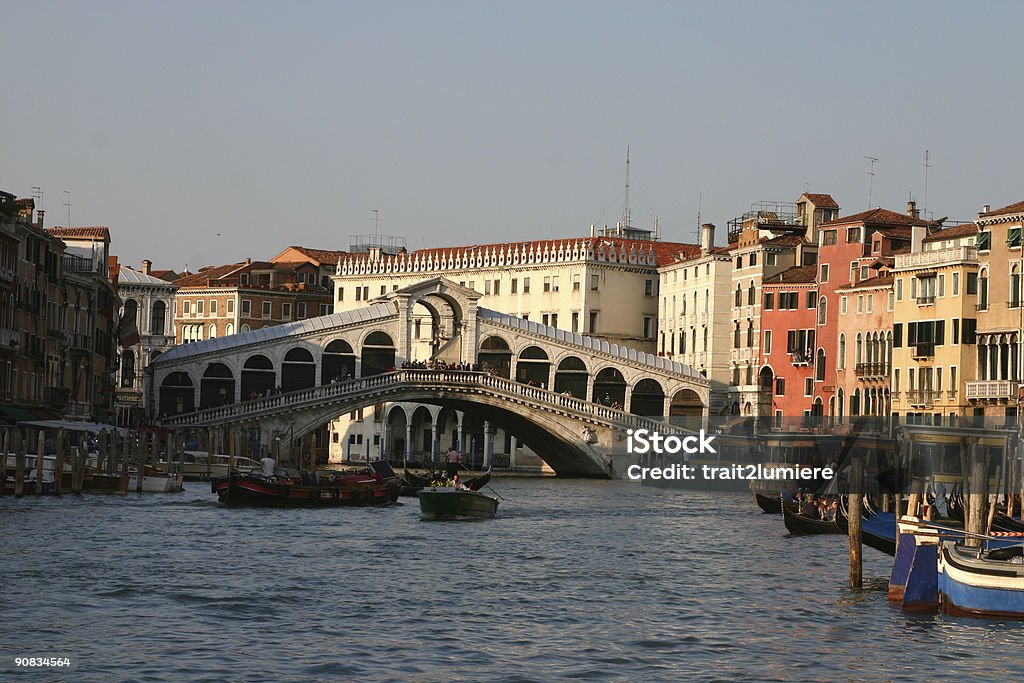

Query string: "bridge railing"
[[161, 370, 693, 434]]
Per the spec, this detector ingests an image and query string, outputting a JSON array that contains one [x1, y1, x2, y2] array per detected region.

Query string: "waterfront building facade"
[[969, 200, 1024, 421], [889, 221, 979, 422], [658, 223, 733, 413], [114, 260, 179, 427], [758, 265, 817, 428], [834, 273, 894, 423]]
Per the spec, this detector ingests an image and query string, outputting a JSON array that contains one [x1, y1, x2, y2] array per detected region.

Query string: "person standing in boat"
[[261, 454, 276, 477], [445, 448, 461, 479]]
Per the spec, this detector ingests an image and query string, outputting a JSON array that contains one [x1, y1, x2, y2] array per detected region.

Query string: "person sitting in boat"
[[781, 484, 796, 504], [261, 455, 276, 478], [800, 494, 817, 517]]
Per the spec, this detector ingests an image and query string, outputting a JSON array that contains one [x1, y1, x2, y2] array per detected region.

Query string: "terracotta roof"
[[821, 208, 934, 228], [876, 228, 912, 240], [343, 237, 700, 268], [149, 269, 178, 281], [108, 256, 120, 282], [982, 200, 1024, 218], [922, 223, 977, 243], [763, 265, 817, 284], [45, 226, 111, 240], [837, 274, 894, 291], [283, 246, 348, 265], [889, 245, 911, 255], [174, 262, 248, 286], [800, 193, 839, 209], [761, 234, 807, 247]]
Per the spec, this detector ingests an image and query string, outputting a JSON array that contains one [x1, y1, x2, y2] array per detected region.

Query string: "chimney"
[[244, 257, 251, 265], [982, 204, 991, 215], [700, 223, 715, 255], [36, 209, 44, 230], [590, 224, 596, 237], [142, 259, 152, 275], [906, 200, 920, 219]]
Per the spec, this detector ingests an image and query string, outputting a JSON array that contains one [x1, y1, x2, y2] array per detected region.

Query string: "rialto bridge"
[[147, 278, 709, 476]]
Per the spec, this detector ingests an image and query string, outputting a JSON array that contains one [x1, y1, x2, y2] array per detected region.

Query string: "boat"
[[938, 540, 1024, 619], [782, 500, 841, 535], [835, 497, 898, 556], [754, 492, 783, 514], [128, 464, 184, 492], [173, 451, 260, 481], [418, 486, 499, 520], [211, 470, 398, 507], [3, 453, 129, 495]]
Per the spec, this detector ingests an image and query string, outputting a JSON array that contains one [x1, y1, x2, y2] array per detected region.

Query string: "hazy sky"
[[2, 1, 1022, 273]]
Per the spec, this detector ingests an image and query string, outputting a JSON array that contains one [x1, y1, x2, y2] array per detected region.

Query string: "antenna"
[[922, 150, 932, 219], [621, 146, 630, 229], [63, 190, 71, 228], [864, 156, 878, 208], [31, 186, 43, 211], [371, 209, 381, 235], [696, 192, 703, 243]]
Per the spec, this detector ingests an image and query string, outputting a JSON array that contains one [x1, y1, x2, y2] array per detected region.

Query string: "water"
[[1, 479, 1022, 682]]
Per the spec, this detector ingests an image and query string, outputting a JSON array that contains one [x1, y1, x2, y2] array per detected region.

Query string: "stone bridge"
[[148, 278, 710, 476]]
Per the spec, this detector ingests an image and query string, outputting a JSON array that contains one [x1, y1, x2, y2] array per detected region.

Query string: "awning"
[[0, 406, 43, 426], [17, 419, 128, 435]]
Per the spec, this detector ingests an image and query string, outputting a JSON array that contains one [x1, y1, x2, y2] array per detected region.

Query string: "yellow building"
[[890, 222, 979, 423], [969, 200, 1024, 421]]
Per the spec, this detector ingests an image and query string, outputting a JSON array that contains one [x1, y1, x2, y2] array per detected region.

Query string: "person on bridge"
[[445, 448, 461, 479]]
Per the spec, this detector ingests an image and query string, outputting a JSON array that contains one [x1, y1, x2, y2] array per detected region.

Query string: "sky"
[[2, 1, 1023, 273]]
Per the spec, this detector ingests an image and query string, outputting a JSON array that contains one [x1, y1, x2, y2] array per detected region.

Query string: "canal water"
[[2, 479, 1022, 682]]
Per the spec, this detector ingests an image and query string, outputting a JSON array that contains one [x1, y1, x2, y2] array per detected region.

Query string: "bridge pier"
[[483, 421, 494, 469], [404, 421, 413, 465]]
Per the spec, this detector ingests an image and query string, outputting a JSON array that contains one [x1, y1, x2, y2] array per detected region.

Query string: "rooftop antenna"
[[621, 146, 630, 229], [31, 186, 43, 211], [63, 190, 71, 228], [864, 156, 878, 208], [371, 209, 381, 235], [696, 192, 703, 243], [922, 149, 932, 219]]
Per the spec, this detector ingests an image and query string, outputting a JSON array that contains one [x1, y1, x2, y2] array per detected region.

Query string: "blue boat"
[[938, 541, 1024, 619]]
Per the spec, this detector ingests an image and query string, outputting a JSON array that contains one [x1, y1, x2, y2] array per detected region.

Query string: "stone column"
[[509, 435, 518, 469], [431, 416, 440, 463], [456, 413, 464, 453], [405, 421, 414, 463]]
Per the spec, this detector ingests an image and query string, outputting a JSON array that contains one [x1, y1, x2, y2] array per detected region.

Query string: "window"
[[511, 278, 518, 294], [840, 296, 848, 314], [822, 230, 837, 245], [1009, 227, 1022, 248], [262, 301, 272, 318], [747, 283, 755, 305], [1012, 267, 1021, 308], [542, 313, 550, 326], [523, 277, 531, 294], [735, 285, 742, 307], [240, 273, 249, 285], [938, 274, 945, 298], [887, 290, 894, 311], [749, 253, 757, 267], [807, 291, 817, 309], [485, 280, 492, 295], [643, 316, 654, 339], [838, 334, 846, 369], [297, 302, 306, 318], [817, 298, 827, 325], [572, 274, 580, 291], [815, 348, 826, 381], [320, 304, 331, 316], [746, 322, 754, 347], [589, 274, 599, 291], [764, 293, 774, 310], [210, 300, 217, 315], [966, 272, 978, 295], [867, 296, 873, 313], [804, 377, 813, 396], [896, 279, 904, 301], [645, 279, 654, 297], [820, 264, 829, 282], [736, 256, 743, 269], [861, 266, 869, 281], [227, 299, 234, 314], [589, 311, 597, 333], [379, 285, 387, 296], [847, 227, 862, 243], [857, 295, 864, 313], [552, 276, 559, 292], [183, 300, 191, 316], [763, 330, 772, 354], [493, 279, 500, 295], [241, 300, 251, 316], [953, 272, 960, 296], [952, 318, 960, 344], [977, 230, 991, 251], [774, 378, 785, 396], [282, 303, 291, 320], [572, 312, 579, 332], [767, 253, 777, 266]]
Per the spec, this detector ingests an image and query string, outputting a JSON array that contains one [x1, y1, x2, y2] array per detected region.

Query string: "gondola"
[[754, 492, 782, 514], [783, 501, 841, 535], [835, 495, 897, 555], [212, 470, 398, 507]]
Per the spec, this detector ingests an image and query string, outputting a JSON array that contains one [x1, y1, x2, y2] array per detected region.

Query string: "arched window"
[[747, 281, 755, 305], [815, 348, 826, 381], [856, 333, 863, 365], [704, 290, 709, 313], [735, 284, 742, 307], [150, 300, 166, 336], [746, 321, 754, 347], [1012, 265, 1021, 308], [209, 324, 217, 339], [838, 333, 846, 370], [817, 296, 827, 326], [226, 323, 234, 336]]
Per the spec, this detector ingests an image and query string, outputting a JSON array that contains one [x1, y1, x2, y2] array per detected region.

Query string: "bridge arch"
[[479, 335, 512, 378], [241, 354, 276, 399], [282, 347, 317, 392], [361, 331, 396, 376], [554, 355, 589, 398], [159, 371, 194, 416], [200, 362, 234, 409], [670, 388, 704, 423], [322, 339, 356, 383], [631, 378, 665, 418], [592, 366, 626, 407], [515, 345, 550, 387]]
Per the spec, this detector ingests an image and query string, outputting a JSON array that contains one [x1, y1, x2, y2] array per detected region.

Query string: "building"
[[269, 245, 348, 292], [968, 200, 1024, 421], [834, 272, 895, 424], [172, 259, 334, 348], [727, 193, 831, 417], [812, 204, 926, 422], [658, 223, 733, 413], [45, 226, 120, 422], [758, 265, 818, 428], [113, 259, 179, 427], [889, 220, 979, 423]]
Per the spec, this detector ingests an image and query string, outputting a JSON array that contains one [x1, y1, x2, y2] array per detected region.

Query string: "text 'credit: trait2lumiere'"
[[623, 429, 834, 483]]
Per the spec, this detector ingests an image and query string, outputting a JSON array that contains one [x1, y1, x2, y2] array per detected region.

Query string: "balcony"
[[0, 265, 14, 283], [63, 254, 100, 274], [730, 348, 754, 363], [916, 295, 935, 306], [790, 352, 812, 366], [908, 390, 935, 407], [966, 381, 1019, 401], [854, 362, 889, 379], [912, 342, 935, 359], [894, 246, 978, 270], [0, 327, 17, 349], [69, 333, 92, 353]]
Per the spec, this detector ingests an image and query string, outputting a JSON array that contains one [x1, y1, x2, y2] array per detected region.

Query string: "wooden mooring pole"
[[134, 431, 144, 493], [0, 430, 9, 497], [14, 429, 24, 498], [966, 438, 986, 548], [849, 453, 864, 589], [54, 429, 65, 496], [35, 430, 45, 496]]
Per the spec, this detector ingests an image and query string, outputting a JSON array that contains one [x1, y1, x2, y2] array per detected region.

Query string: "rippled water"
[[2, 479, 1023, 682]]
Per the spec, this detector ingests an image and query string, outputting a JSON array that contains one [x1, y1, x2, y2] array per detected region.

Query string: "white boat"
[[128, 465, 184, 493], [169, 452, 260, 481]]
